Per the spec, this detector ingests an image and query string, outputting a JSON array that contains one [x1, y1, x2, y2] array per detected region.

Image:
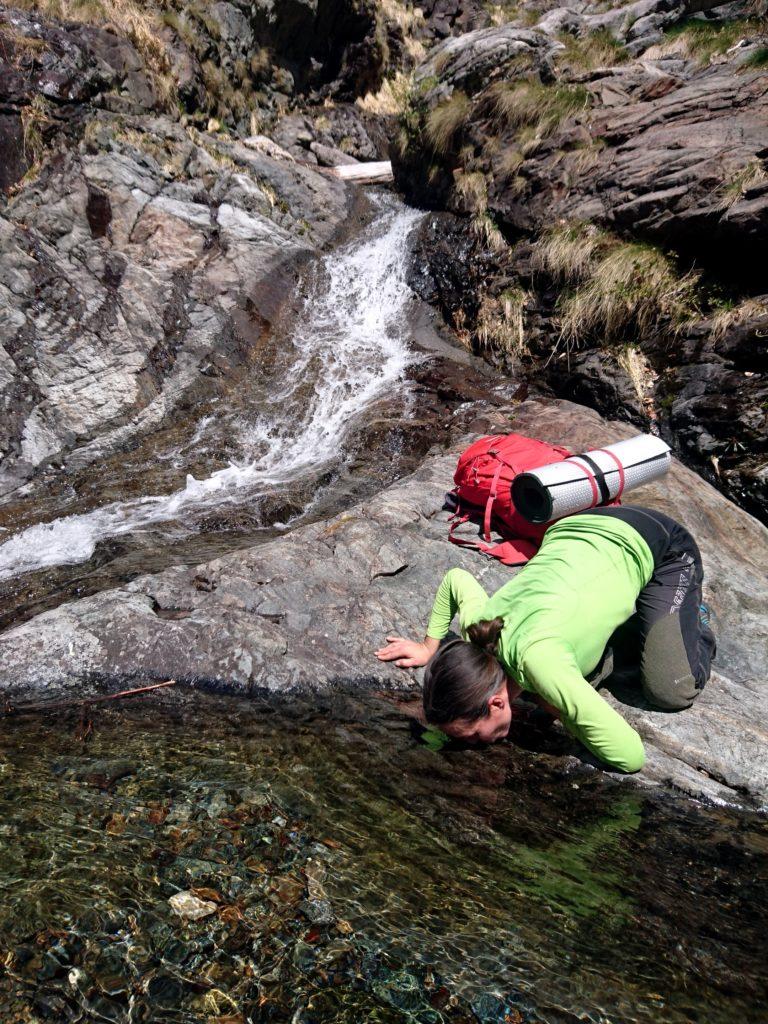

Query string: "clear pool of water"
[[1, 690, 766, 1023]]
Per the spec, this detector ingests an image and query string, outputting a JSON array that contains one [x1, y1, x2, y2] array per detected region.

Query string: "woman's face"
[[442, 686, 512, 745]]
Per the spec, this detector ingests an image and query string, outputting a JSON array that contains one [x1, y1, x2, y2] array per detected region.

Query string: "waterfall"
[[0, 195, 423, 582]]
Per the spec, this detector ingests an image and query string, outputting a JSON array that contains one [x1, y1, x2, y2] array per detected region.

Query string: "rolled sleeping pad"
[[511, 434, 672, 524]]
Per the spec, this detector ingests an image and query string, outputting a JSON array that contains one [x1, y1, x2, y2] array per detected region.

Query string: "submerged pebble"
[[299, 897, 335, 925], [168, 891, 218, 921]]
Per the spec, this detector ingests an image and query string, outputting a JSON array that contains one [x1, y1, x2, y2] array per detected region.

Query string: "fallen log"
[[330, 160, 394, 184]]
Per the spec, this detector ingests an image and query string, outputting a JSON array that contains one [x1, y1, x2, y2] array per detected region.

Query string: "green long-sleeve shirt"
[[426, 514, 655, 772]]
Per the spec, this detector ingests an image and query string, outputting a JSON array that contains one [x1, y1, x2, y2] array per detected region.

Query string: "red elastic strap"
[[448, 500, 505, 559], [448, 530, 493, 555], [594, 448, 625, 498], [483, 463, 504, 542], [572, 457, 599, 507], [448, 512, 471, 538]]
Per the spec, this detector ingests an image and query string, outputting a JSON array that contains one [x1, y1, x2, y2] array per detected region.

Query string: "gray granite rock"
[[0, 114, 348, 494], [1, 397, 766, 808]]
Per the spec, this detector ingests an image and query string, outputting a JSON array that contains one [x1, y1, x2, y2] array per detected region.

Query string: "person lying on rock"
[[375, 506, 716, 773]]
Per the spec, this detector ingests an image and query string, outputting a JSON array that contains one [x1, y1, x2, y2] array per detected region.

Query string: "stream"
[[0, 193, 479, 629]]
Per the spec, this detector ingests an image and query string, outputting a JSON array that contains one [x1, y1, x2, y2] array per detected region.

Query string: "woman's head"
[[422, 618, 512, 744]]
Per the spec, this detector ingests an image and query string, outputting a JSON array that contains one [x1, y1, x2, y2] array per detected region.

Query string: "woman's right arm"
[[521, 641, 646, 773], [375, 568, 489, 668], [426, 568, 490, 640]]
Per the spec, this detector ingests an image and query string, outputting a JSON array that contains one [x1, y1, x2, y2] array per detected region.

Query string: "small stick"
[[3, 679, 177, 717]]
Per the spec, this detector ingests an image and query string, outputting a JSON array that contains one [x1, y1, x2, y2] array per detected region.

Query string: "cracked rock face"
[[497, 64, 768, 269], [1, 397, 766, 808], [393, 4, 768, 522], [0, 115, 348, 494]]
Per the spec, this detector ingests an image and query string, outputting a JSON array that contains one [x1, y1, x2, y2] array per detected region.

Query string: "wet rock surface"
[[2, 397, 766, 808], [0, 338, 519, 632]]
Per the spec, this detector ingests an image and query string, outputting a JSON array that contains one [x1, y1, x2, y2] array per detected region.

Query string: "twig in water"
[[3, 679, 177, 717]]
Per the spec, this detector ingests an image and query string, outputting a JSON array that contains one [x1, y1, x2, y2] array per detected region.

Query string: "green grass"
[[555, 29, 629, 71], [743, 45, 768, 68], [648, 17, 765, 65], [425, 91, 471, 155]]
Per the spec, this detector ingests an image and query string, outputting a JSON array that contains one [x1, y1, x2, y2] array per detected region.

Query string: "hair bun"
[[466, 617, 504, 656]]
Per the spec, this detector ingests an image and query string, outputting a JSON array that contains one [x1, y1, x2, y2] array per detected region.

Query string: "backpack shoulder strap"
[[482, 462, 504, 543]]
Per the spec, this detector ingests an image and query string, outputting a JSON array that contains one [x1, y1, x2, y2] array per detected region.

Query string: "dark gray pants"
[[578, 505, 716, 710]]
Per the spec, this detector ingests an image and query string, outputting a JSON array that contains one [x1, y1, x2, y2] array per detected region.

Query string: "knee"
[[642, 672, 698, 711], [640, 617, 703, 711]]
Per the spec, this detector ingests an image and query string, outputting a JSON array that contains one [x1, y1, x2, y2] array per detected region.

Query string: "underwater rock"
[[299, 898, 336, 925], [168, 891, 218, 921]]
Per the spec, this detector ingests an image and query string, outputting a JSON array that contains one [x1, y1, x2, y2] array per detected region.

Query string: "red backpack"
[[448, 433, 572, 565]]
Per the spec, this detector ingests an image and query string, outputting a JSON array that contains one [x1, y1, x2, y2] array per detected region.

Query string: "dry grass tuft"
[[425, 90, 471, 155], [20, 93, 54, 168], [568, 141, 603, 177], [453, 165, 506, 249], [379, 0, 426, 64], [476, 287, 530, 357], [720, 160, 768, 208], [532, 223, 700, 347], [454, 169, 488, 212], [531, 222, 606, 284], [471, 211, 507, 253], [710, 298, 767, 340], [487, 3, 540, 27], [557, 242, 699, 346], [14, 0, 178, 107], [356, 71, 412, 117], [616, 345, 658, 415], [555, 28, 629, 71], [484, 79, 589, 145], [496, 147, 525, 181]]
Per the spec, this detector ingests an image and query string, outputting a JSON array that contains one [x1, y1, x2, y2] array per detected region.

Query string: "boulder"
[[1, 397, 766, 808]]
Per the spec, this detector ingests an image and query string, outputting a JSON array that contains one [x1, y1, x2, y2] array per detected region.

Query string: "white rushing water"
[[0, 196, 423, 582]]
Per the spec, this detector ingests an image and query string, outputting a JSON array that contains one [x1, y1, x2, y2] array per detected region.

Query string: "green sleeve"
[[521, 640, 645, 773], [426, 569, 489, 640]]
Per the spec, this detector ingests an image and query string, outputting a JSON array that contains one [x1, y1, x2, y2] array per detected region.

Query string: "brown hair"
[[422, 618, 505, 725]]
